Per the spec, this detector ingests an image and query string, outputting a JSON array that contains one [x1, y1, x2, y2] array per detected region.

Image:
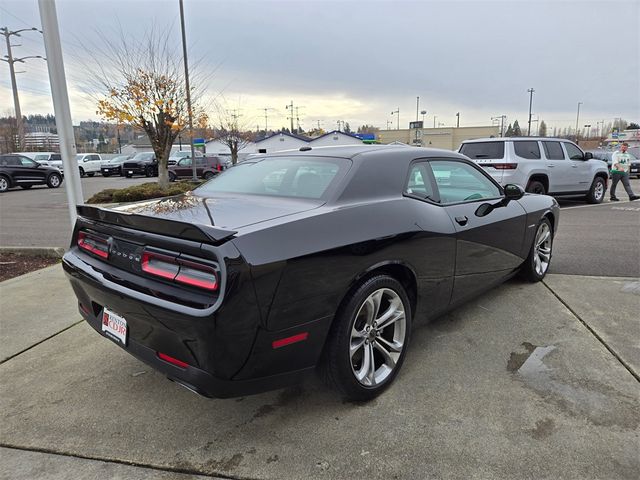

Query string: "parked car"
[[168, 150, 204, 166], [122, 152, 157, 178], [75, 153, 103, 177], [459, 137, 609, 203], [168, 156, 227, 181], [0, 153, 63, 192], [101, 155, 133, 177], [62, 145, 559, 400]]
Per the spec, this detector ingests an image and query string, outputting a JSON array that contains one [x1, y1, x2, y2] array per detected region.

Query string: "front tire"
[[79, 167, 85, 177], [145, 166, 154, 177], [586, 176, 606, 204], [520, 218, 553, 282], [320, 275, 412, 401], [168, 172, 177, 182], [47, 173, 62, 188], [0, 175, 9, 192], [526, 180, 546, 195], [203, 171, 214, 180]]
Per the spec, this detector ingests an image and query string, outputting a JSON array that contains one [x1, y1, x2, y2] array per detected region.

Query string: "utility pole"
[[386, 120, 393, 130], [575, 102, 582, 144], [285, 101, 294, 132], [391, 108, 399, 130], [178, 0, 197, 181], [38, 0, 83, 227], [294, 106, 304, 133], [416, 96, 419, 122], [433, 116, 437, 128], [527, 88, 535, 136], [456, 112, 460, 128], [260, 107, 273, 132], [492, 115, 506, 137], [1, 26, 45, 151]]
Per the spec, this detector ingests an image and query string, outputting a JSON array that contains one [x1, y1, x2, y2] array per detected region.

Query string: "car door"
[[427, 159, 528, 304], [174, 158, 192, 177], [539, 140, 571, 192], [15, 155, 47, 184], [562, 142, 593, 192]]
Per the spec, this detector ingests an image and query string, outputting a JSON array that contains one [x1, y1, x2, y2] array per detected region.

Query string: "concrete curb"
[[0, 246, 66, 258]]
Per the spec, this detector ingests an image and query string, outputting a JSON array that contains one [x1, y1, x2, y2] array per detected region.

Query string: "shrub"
[[86, 181, 202, 204]]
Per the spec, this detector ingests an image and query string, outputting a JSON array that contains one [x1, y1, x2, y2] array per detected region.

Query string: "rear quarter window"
[[459, 142, 505, 159]]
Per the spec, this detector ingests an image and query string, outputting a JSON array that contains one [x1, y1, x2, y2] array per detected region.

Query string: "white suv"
[[459, 137, 609, 203], [48, 153, 102, 177]]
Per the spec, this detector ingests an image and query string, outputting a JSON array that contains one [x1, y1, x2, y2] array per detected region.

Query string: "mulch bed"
[[0, 253, 60, 282]]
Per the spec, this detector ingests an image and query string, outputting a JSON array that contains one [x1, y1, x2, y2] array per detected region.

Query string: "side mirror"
[[504, 183, 525, 200], [584, 152, 593, 160]]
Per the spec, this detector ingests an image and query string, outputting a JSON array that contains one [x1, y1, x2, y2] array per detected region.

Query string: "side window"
[[564, 143, 584, 160], [178, 158, 192, 166], [542, 141, 565, 160], [18, 156, 37, 167], [91, 155, 100, 161], [514, 141, 541, 159], [429, 160, 500, 204], [404, 163, 435, 200]]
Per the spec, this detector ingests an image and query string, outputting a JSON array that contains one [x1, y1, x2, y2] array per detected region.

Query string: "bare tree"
[[214, 108, 253, 165], [85, 27, 207, 187]]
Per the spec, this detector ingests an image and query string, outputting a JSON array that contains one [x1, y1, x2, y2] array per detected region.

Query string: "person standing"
[[610, 142, 639, 201]]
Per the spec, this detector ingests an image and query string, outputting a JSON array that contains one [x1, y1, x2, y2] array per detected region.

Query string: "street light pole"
[[527, 88, 535, 136], [416, 96, 419, 122], [433, 116, 437, 128], [38, 0, 83, 227], [391, 108, 399, 130], [575, 102, 582, 144], [456, 112, 460, 128], [178, 0, 197, 181]]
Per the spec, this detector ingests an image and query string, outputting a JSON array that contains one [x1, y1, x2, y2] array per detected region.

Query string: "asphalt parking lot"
[[1, 176, 639, 479]]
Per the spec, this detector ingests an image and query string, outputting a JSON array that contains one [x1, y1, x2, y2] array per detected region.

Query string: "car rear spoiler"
[[76, 205, 237, 244]]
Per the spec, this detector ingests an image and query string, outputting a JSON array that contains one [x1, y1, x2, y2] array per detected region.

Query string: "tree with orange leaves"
[[91, 27, 208, 187]]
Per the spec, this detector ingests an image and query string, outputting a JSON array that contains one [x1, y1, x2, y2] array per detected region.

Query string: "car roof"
[[461, 137, 575, 143], [260, 144, 467, 161]]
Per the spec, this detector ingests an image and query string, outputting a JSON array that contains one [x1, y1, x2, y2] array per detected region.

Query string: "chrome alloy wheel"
[[49, 175, 61, 187], [533, 222, 552, 276], [350, 288, 406, 387], [594, 181, 605, 201], [0, 177, 8, 192]]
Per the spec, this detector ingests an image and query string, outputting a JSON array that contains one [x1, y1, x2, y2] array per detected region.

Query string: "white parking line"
[[561, 200, 636, 210]]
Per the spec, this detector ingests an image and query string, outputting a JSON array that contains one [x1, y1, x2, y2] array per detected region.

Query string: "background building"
[[377, 126, 500, 150]]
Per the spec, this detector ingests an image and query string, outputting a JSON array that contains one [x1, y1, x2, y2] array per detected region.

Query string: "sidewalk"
[[1, 266, 638, 479]]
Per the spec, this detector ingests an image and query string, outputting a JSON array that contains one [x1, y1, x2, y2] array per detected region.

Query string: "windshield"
[[109, 155, 128, 163], [34, 154, 49, 161], [196, 156, 351, 199], [132, 152, 155, 161]]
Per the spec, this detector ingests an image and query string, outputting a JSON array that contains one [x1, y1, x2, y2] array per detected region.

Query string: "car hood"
[[114, 192, 324, 230]]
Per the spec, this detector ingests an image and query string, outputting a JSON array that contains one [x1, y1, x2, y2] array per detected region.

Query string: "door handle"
[[571, 164, 578, 168], [547, 164, 555, 167], [455, 216, 468, 226]]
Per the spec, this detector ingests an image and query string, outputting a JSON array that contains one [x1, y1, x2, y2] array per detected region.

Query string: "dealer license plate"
[[102, 307, 127, 345]]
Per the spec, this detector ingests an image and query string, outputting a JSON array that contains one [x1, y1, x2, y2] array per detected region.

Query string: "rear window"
[[542, 141, 565, 160], [51, 154, 61, 161], [514, 141, 541, 159], [459, 142, 505, 159], [196, 156, 350, 199]]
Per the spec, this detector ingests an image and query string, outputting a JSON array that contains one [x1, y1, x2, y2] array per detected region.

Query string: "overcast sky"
[[1, 0, 638, 133]]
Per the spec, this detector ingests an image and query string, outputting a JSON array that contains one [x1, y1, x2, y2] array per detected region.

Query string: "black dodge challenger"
[[63, 145, 559, 401]]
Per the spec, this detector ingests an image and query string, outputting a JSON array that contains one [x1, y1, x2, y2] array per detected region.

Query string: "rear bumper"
[[62, 250, 326, 398]]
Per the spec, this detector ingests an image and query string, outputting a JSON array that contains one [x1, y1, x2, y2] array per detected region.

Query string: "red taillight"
[[141, 250, 218, 291], [217, 164, 222, 171], [491, 163, 518, 170], [141, 251, 179, 280], [272, 332, 309, 349], [77, 231, 109, 259], [157, 352, 189, 369]]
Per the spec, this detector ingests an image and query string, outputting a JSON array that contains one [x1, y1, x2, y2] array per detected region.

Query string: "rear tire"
[[320, 275, 412, 401], [520, 218, 553, 282], [203, 171, 214, 180], [168, 172, 177, 182], [47, 173, 62, 188], [586, 176, 605, 204], [526, 180, 546, 195]]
